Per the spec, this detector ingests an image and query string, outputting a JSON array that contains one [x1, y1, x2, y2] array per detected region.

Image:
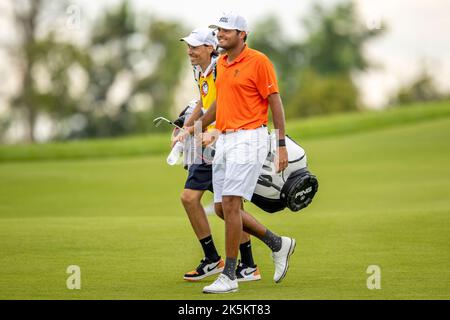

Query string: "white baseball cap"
[[180, 28, 218, 48], [209, 12, 249, 33]]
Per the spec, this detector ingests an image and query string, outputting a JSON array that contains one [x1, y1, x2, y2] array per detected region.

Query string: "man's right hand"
[[172, 126, 194, 143], [201, 129, 219, 146]]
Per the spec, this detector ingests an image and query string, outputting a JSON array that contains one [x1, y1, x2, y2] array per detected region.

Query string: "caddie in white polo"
[[185, 12, 297, 294]]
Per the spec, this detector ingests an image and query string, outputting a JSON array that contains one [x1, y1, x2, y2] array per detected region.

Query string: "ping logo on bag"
[[295, 186, 313, 199]]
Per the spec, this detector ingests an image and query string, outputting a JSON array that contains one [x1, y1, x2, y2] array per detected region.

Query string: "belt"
[[222, 124, 267, 134]]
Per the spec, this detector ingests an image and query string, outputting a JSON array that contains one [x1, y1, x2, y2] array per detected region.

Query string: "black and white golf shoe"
[[183, 257, 224, 281]]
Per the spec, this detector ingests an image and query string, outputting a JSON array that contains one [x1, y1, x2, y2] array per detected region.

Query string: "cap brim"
[[209, 23, 234, 30], [179, 36, 204, 47], [209, 24, 248, 33]]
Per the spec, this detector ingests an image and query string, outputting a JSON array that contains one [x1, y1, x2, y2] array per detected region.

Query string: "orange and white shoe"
[[235, 261, 262, 282], [183, 257, 225, 281]]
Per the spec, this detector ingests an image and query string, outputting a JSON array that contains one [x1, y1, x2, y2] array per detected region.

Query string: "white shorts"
[[213, 126, 269, 202]]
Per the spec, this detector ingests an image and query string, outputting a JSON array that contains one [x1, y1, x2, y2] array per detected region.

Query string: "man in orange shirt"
[[177, 28, 262, 283], [190, 12, 296, 294]]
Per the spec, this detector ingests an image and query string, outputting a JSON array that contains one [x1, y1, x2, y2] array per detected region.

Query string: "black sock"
[[239, 240, 255, 267], [260, 229, 282, 252], [199, 235, 220, 261], [222, 257, 237, 280]]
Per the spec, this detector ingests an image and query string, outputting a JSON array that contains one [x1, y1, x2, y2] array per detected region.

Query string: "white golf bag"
[[250, 133, 319, 213]]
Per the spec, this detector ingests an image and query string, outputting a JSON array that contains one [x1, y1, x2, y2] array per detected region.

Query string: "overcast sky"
[[1, 0, 450, 109]]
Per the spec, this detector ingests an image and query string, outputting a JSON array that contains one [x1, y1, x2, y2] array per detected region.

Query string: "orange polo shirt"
[[215, 45, 279, 132]]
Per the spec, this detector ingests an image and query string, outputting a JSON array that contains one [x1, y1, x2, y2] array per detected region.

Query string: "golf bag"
[[250, 134, 319, 213]]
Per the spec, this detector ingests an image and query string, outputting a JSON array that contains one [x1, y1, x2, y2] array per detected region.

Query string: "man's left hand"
[[276, 146, 288, 173]]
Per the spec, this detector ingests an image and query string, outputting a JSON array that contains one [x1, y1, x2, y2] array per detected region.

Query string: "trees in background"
[[6, 0, 88, 142], [249, 2, 384, 118], [390, 67, 448, 106], [5, 1, 445, 143], [74, 2, 187, 139], [2, 0, 187, 142]]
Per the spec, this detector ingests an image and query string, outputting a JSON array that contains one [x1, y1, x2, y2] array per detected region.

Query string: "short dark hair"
[[236, 30, 247, 43], [203, 44, 219, 57]]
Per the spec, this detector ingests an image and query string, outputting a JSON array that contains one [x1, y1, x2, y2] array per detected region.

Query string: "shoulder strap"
[[193, 66, 201, 84], [213, 64, 217, 81]]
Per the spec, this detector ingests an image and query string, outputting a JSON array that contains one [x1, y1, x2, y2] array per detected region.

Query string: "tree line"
[[0, 1, 447, 143]]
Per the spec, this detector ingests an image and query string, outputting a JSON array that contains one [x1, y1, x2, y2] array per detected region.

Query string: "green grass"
[[0, 104, 449, 299], [1, 100, 448, 163], [287, 99, 450, 140], [0, 133, 170, 163]]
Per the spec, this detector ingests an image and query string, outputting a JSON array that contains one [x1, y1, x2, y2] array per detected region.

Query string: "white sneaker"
[[203, 274, 238, 294], [272, 237, 296, 283]]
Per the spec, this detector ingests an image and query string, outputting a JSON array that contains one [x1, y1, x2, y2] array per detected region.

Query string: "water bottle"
[[167, 141, 183, 165]]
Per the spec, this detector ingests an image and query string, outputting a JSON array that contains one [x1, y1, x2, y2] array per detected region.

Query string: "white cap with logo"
[[209, 11, 249, 33], [180, 28, 218, 48]]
